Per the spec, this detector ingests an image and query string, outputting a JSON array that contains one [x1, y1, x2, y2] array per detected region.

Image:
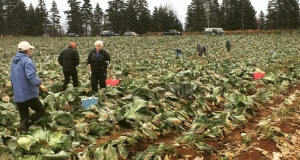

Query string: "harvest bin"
[[81, 97, 98, 110], [106, 79, 120, 86], [253, 72, 265, 80]]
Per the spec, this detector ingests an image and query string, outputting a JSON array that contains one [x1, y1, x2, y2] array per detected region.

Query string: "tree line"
[[185, 0, 300, 31], [0, 0, 299, 36]]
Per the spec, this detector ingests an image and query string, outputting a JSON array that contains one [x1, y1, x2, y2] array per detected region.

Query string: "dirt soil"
[[198, 84, 300, 160], [235, 149, 264, 160], [275, 119, 299, 134]]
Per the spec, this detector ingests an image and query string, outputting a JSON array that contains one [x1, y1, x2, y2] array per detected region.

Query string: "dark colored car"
[[101, 31, 119, 37], [161, 30, 182, 36]]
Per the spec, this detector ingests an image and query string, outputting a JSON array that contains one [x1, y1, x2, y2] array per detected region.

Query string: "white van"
[[204, 28, 225, 35]]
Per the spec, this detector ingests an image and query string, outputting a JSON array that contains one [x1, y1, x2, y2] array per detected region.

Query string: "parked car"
[[161, 30, 182, 36], [66, 33, 79, 37], [124, 31, 139, 36], [101, 31, 119, 37], [204, 28, 225, 35]]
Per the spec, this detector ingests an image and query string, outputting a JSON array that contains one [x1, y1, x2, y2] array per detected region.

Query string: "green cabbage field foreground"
[[0, 35, 300, 160]]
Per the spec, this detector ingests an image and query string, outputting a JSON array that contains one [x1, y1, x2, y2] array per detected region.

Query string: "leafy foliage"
[[0, 34, 299, 159]]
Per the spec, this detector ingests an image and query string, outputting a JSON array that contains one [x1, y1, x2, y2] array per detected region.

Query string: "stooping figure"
[[176, 48, 183, 59], [87, 40, 111, 92], [197, 44, 206, 57], [58, 42, 80, 91], [10, 41, 48, 132]]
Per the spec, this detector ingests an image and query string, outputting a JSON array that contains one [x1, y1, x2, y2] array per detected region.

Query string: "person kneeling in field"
[[58, 42, 80, 91], [87, 40, 111, 92], [10, 41, 48, 132]]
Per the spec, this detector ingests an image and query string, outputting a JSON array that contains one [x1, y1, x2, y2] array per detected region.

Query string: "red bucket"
[[253, 72, 265, 80], [106, 79, 120, 86]]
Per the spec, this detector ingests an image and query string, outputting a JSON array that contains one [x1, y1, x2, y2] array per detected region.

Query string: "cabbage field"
[[1, 34, 300, 160]]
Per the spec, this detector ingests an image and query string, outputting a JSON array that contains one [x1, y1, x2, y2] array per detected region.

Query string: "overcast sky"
[[23, 0, 268, 26]]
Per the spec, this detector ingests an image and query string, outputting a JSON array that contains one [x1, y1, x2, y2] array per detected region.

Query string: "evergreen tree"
[[26, 3, 37, 36], [81, 0, 93, 36], [220, 0, 230, 29], [4, 0, 18, 35], [91, 3, 103, 36], [170, 11, 183, 31], [152, 5, 182, 32], [266, 0, 279, 29], [157, 6, 169, 31], [278, 0, 299, 29], [124, 0, 139, 32], [65, 0, 83, 34], [220, 0, 256, 30], [258, 10, 266, 30], [50, 0, 61, 36], [136, 0, 152, 34], [226, 0, 240, 30], [0, 0, 5, 35], [151, 7, 160, 32], [3, 0, 27, 36], [122, 0, 152, 34], [35, 0, 49, 36], [266, 0, 299, 30], [208, 0, 221, 28], [185, 0, 206, 31], [240, 0, 257, 30], [13, 0, 27, 35], [106, 0, 125, 34]]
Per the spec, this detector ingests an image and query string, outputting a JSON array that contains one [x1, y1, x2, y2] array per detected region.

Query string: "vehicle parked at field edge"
[[161, 30, 182, 36], [204, 28, 225, 35], [124, 31, 139, 36], [101, 31, 119, 37], [66, 33, 79, 37]]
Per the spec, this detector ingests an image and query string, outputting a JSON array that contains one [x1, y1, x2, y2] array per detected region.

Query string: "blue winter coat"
[[10, 52, 42, 103]]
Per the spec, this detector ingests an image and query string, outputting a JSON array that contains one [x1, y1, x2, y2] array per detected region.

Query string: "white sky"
[[23, 0, 268, 26]]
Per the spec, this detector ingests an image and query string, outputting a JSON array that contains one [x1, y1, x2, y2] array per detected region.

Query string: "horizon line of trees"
[[0, 0, 299, 37]]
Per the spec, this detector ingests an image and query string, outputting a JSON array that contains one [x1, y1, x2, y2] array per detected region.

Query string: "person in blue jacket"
[[10, 41, 48, 132]]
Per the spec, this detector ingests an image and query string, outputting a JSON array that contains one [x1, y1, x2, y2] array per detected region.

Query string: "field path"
[[200, 84, 300, 160]]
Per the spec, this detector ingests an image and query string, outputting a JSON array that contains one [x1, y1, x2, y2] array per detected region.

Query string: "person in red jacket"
[[58, 42, 80, 91]]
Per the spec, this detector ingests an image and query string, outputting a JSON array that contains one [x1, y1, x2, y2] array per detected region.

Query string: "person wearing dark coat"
[[58, 42, 80, 91], [176, 48, 183, 59], [87, 40, 111, 92], [197, 44, 206, 57], [226, 40, 231, 52]]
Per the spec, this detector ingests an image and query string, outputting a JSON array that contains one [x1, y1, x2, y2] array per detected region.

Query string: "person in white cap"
[[10, 41, 48, 133]]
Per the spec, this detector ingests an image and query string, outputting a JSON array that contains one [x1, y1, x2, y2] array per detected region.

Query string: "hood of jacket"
[[13, 52, 28, 64]]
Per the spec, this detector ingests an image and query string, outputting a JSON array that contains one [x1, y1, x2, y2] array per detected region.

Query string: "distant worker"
[[197, 44, 206, 57], [176, 48, 183, 59], [87, 40, 111, 92], [10, 41, 48, 132], [226, 40, 231, 52], [58, 42, 80, 91]]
